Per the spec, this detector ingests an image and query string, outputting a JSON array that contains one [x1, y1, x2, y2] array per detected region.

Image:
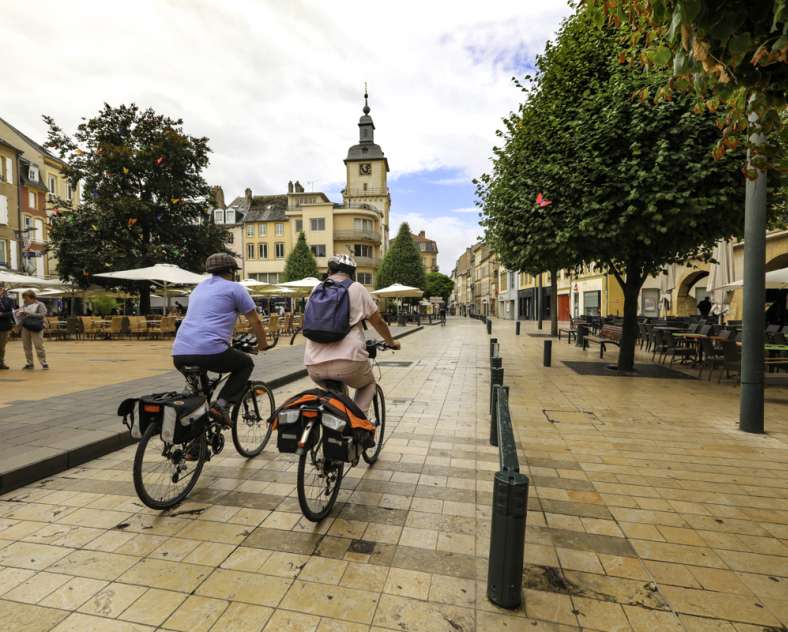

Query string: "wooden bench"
[[558, 318, 584, 344], [583, 324, 623, 358]]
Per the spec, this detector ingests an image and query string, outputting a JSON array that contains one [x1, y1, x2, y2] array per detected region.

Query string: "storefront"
[[570, 278, 604, 318], [517, 287, 549, 321]]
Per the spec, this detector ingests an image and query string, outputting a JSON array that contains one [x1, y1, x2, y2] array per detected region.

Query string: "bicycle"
[[130, 333, 278, 510], [294, 339, 391, 521]]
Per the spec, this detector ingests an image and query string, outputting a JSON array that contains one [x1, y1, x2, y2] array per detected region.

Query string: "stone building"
[[411, 230, 439, 273]]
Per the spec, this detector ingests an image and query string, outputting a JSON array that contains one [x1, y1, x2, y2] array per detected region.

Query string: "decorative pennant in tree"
[[155, 156, 166, 167], [128, 218, 138, 227], [536, 192, 552, 208]]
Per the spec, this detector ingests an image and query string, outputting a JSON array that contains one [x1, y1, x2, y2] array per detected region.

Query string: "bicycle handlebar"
[[232, 332, 279, 355]]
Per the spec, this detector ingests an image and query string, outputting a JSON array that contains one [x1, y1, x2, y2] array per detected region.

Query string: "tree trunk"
[[549, 269, 558, 337], [617, 270, 642, 372], [138, 282, 151, 315]]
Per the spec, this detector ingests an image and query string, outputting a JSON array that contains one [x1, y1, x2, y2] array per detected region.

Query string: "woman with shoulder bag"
[[15, 290, 49, 370]]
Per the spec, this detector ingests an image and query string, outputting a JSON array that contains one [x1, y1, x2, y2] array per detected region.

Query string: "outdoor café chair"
[[719, 340, 741, 384], [698, 337, 724, 380]]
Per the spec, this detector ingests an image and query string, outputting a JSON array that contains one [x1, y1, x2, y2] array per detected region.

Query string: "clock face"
[[359, 163, 372, 176]]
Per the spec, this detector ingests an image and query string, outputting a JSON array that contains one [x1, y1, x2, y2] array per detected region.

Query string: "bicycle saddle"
[[321, 379, 345, 393], [179, 365, 206, 376]]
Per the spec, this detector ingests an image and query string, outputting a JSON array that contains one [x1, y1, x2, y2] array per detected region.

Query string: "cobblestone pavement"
[[0, 319, 786, 631]]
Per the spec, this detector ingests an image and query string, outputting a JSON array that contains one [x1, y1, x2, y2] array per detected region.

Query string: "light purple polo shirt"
[[172, 276, 255, 356]]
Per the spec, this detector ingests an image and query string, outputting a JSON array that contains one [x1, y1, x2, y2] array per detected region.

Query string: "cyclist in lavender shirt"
[[173, 253, 269, 425]]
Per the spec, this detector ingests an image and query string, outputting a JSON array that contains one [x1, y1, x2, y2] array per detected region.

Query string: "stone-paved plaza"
[[0, 319, 786, 631]]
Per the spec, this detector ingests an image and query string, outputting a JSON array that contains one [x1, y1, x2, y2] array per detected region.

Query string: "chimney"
[[244, 188, 252, 202], [288, 181, 294, 193], [419, 230, 426, 238], [211, 186, 225, 209], [294, 180, 304, 193]]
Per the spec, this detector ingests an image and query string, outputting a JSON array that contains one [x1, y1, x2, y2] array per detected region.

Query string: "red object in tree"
[[155, 156, 166, 166], [536, 192, 552, 208], [128, 218, 138, 227]]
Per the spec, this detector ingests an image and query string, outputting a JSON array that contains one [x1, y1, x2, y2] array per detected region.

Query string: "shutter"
[[0, 195, 8, 225], [35, 255, 44, 277], [5, 158, 12, 183], [35, 218, 44, 242], [10, 240, 18, 270]]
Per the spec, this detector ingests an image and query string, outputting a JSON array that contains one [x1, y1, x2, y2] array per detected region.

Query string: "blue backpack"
[[303, 278, 352, 343]]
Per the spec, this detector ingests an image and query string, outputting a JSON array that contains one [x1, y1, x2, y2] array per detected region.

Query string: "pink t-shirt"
[[303, 274, 379, 365]]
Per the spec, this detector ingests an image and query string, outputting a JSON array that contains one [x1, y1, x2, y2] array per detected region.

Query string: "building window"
[[258, 243, 268, 259], [66, 183, 73, 202], [275, 242, 285, 258], [353, 244, 372, 258], [48, 175, 56, 194], [253, 272, 280, 284], [28, 165, 39, 182], [310, 244, 326, 257], [28, 192, 36, 209], [246, 225, 254, 237], [363, 183, 368, 191], [357, 271, 372, 285], [0, 195, 8, 225], [275, 223, 284, 236], [295, 219, 303, 233], [353, 218, 373, 232], [213, 209, 224, 224], [225, 210, 235, 224], [34, 218, 44, 242], [247, 243, 255, 259], [310, 217, 325, 231], [259, 224, 266, 236], [227, 233, 234, 244]]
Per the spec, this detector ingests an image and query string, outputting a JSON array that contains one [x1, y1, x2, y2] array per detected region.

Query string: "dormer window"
[[28, 165, 39, 182]]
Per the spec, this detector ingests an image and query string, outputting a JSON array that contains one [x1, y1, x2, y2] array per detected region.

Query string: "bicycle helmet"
[[205, 252, 240, 274], [327, 254, 357, 276]]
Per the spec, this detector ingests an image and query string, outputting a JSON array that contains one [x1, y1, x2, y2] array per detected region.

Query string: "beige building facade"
[[412, 230, 438, 273]]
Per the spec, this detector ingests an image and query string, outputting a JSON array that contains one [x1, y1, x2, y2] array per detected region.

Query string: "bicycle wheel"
[[297, 424, 344, 522], [133, 423, 206, 510], [231, 380, 275, 458], [362, 385, 386, 464]]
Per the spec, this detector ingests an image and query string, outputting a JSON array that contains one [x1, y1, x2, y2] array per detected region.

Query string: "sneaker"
[[208, 404, 231, 428], [41, 363, 49, 370], [22, 364, 34, 370]]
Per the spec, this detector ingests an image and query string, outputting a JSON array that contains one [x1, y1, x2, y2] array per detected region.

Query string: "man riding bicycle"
[[173, 253, 269, 426], [304, 254, 400, 415]]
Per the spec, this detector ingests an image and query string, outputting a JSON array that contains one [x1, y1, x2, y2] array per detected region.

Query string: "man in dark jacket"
[[0, 283, 17, 370], [697, 296, 713, 318]]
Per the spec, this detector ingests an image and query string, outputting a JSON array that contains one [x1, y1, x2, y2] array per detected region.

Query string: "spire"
[[363, 82, 370, 115], [357, 84, 375, 144]]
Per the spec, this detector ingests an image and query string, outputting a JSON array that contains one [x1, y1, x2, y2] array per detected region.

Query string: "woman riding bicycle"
[[172, 253, 270, 426], [304, 254, 400, 415]]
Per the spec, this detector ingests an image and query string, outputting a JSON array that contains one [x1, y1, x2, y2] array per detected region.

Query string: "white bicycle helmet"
[[327, 254, 357, 275]]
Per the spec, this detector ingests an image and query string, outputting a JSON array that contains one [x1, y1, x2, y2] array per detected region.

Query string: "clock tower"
[[343, 89, 390, 251]]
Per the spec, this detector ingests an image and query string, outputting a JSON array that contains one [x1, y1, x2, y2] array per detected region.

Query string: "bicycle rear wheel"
[[231, 380, 275, 457], [362, 385, 386, 464], [297, 424, 344, 522], [133, 423, 206, 510]]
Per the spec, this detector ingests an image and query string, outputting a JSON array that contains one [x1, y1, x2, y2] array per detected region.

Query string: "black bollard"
[[489, 383, 499, 447], [515, 321, 521, 336], [489, 337, 498, 360], [489, 363, 503, 420], [486, 319, 492, 335], [543, 340, 552, 367]]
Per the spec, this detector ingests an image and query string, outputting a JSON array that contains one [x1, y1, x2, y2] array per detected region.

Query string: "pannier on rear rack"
[[118, 392, 208, 444], [271, 388, 376, 463]]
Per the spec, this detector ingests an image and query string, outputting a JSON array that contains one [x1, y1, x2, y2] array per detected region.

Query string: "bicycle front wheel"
[[362, 385, 386, 465], [297, 424, 344, 522], [132, 423, 206, 510], [232, 380, 275, 458]]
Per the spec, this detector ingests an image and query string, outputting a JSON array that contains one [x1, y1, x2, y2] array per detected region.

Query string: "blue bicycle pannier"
[[302, 278, 352, 343]]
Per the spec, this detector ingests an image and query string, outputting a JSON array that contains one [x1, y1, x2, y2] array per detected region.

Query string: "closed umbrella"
[[94, 263, 207, 308], [706, 240, 736, 315]]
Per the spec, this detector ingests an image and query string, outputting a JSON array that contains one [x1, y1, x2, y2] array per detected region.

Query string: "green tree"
[[90, 294, 117, 317], [376, 222, 426, 290], [43, 103, 228, 313], [424, 271, 454, 302], [283, 232, 318, 281], [480, 10, 751, 372]]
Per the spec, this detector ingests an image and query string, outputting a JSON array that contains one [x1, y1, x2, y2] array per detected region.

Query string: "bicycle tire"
[[362, 385, 386, 464], [133, 423, 206, 510], [296, 425, 344, 522], [231, 380, 275, 458]]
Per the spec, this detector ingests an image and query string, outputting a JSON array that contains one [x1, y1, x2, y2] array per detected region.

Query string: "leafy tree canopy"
[[284, 232, 319, 281], [376, 222, 426, 290], [424, 271, 454, 302], [44, 103, 228, 311]]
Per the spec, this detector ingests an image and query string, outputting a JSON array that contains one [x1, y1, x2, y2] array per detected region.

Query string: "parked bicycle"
[[119, 333, 278, 510], [274, 338, 391, 521]]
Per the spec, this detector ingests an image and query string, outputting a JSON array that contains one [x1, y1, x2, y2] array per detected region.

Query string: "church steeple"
[[346, 85, 385, 162], [358, 85, 375, 144]]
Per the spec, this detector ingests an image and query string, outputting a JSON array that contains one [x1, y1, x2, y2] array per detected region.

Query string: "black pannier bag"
[[127, 392, 208, 444]]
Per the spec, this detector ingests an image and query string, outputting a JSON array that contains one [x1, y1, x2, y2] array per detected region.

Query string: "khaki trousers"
[[21, 328, 47, 365], [307, 359, 376, 413], [0, 330, 9, 365]]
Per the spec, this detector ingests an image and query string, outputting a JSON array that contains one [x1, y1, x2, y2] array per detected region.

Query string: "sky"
[[1, 0, 573, 272]]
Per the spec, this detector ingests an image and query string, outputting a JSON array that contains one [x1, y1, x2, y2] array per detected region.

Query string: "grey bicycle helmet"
[[327, 254, 357, 276], [205, 252, 240, 273]]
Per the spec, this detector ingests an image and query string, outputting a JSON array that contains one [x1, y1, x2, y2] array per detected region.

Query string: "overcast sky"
[[1, 0, 572, 272]]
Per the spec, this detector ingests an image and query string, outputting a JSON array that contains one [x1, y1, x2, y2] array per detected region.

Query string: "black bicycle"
[[131, 333, 278, 510], [295, 339, 390, 521]]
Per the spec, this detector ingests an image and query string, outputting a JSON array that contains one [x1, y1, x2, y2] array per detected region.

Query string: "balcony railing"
[[333, 229, 381, 244], [343, 187, 389, 197], [354, 255, 381, 268]]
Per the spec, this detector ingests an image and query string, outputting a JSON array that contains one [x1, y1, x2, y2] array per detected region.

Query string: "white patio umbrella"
[[94, 263, 207, 308], [371, 283, 424, 298], [706, 240, 736, 315], [253, 286, 296, 295], [239, 278, 271, 290], [0, 269, 64, 287], [7, 287, 64, 297], [722, 267, 788, 290], [281, 277, 321, 289]]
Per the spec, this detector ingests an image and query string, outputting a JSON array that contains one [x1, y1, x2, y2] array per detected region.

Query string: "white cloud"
[[391, 211, 482, 274], [451, 207, 481, 214], [0, 0, 571, 200]]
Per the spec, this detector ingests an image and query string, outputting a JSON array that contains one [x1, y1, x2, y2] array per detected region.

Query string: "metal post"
[[739, 131, 768, 434], [537, 273, 543, 330], [490, 361, 503, 418], [489, 337, 498, 360], [486, 319, 492, 335], [515, 321, 521, 336], [543, 340, 552, 367], [489, 381, 499, 447]]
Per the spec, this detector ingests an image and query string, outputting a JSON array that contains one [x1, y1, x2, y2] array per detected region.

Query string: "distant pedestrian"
[[697, 296, 712, 318], [15, 290, 48, 370], [0, 283, 17, 370]]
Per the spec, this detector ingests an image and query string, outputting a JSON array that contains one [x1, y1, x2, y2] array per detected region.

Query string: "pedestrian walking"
[[0, 283, 17, 370], [697, 296, 712, 318], [15, 290, 48, 370]]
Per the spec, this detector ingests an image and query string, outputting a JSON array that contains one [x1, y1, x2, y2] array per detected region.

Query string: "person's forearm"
[[369, 312, 394, 343], [245, 311, 269, 346]]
